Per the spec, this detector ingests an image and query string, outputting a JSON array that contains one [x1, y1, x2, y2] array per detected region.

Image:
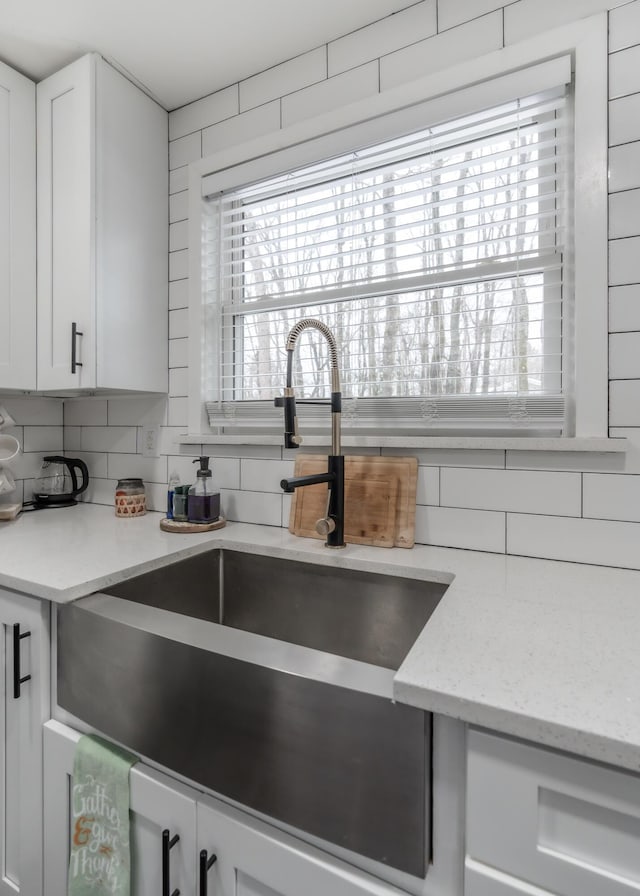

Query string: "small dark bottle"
[[187, 456, 220, 523]]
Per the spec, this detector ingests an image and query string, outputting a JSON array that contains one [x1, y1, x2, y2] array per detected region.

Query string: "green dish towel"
[[68, 734, 138, 896]]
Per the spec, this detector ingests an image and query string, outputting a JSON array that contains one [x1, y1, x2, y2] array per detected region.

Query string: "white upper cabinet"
[[0, 61, 36, 390], [36, 53, 168, 393]]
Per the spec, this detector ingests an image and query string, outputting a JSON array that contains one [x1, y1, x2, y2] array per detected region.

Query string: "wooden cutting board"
[[289, 455, 418, 548]]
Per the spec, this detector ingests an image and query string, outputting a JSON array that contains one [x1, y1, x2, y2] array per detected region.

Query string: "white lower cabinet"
[[0, 589, 49, 896], [197, 792, 407, 896], [43, 721, 197, 896], [466, 727, 640, 896], [44, 721, 406, 896]]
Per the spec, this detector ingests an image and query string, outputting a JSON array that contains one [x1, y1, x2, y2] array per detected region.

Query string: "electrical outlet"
[[141, 425, 160, 458]]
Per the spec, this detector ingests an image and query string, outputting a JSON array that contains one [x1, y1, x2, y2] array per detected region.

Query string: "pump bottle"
[[187, 456, 220, 523]]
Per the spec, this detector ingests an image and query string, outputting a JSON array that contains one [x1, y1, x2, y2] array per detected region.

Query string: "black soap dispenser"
[[187, 456, 220, 523]]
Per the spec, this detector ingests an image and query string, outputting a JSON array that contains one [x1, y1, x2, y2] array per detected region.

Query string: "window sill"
[[179, 434, 627, 453]]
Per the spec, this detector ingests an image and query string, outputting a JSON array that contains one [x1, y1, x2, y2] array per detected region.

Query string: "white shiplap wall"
[[63, 0, 640, 570]]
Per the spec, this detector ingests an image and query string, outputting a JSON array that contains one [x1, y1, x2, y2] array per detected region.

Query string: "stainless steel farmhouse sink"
[[57, 549, 448, 877]]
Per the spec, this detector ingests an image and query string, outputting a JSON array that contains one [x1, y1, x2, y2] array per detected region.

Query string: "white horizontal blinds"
[[203, 80, 571, 435]]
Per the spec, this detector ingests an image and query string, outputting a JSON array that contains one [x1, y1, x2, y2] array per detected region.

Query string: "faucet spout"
[[275, 319, 345, 548]]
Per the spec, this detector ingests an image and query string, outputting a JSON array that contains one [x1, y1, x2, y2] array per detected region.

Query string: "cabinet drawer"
[[466, 728, 640, 896]]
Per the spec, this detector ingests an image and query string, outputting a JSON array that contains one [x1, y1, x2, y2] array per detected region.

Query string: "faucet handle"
[[315, 516, 336, 537]]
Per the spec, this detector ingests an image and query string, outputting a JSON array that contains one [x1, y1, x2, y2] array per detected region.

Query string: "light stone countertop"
[[2, 503, 640, 773]]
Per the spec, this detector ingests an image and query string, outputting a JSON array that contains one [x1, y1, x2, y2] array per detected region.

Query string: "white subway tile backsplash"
[[169, 191, 188, 224], [415, 505, 506, 552], [169, 220, 189, 252], [169, 279, 189, 311], [381, 447, 505, 468], [610, 1, 640, 53], [283, 493, 293, 527], [506, 449, 626, 474], [169, 308, 189, 340], [282, 62, 379, 129], [167, 397, 189, 427], [583, 472, 640, 521], [380, 11, 503, 91], [8, 451, 46, 481], [609, 189, 640, 239], [440, 467, 581, 516], [610, 332, 640, 379], [241, 458, 295, 492], [609, 236, 640, 285], [416, 465, 439, 506], [609, 428, 640, 474], [79, 478, 118, 507], [210, 444, 282, 459], [609, 45, 640, 99], [145, 481, 168, 513], [169, 249, 189, 282], [63, 426, 82, 452], [169, 166, 188, 194], [15, 0, 639, 575], [507, 513, 640, 569], [108, 453, 168, 484], [202, 101, 281, 156], [221, 488, 283, 526], [64, 399, 108, 427], [610, 285, 640, 331], [1, 397, 63, 426], [72, 451, 108, 479], [81, 427, 137, 454], [169, 131, 201, 170], [609, 142, 640, 193], [438, 0, 508, 32], [382, 448, 504, 470], [240, 48, 326, 112], [610, 379, 640, 426], [169, 367, 189, 397], [609, 93, 640, 146], [108, 396, 167, 427], [328, 1, 436, 76], [22, 426, 63, 453], [169, 338, 189, 368], [169, 85, 238, 141]]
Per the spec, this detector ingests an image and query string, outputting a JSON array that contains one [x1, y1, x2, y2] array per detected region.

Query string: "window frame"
[[187, 14, 608, 442]]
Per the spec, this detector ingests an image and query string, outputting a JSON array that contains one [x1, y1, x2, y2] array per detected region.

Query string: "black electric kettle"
[[30, 456, 90, 508]]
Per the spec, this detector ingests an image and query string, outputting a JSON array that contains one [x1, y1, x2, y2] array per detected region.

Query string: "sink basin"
[[102, 549, 447, 670], [57, 549, 448, 878]]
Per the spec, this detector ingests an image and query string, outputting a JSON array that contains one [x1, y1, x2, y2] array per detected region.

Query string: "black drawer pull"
[[199, 849, 217, 896], [162, 829, 180, 896], [13, 624, 31, 699]]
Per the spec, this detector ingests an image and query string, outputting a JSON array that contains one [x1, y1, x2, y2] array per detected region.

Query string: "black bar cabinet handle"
[[199, 849, 217, 896], [13, 624, 31, 700], [71, 321, 83, 374], [162, 829, 180, 896]]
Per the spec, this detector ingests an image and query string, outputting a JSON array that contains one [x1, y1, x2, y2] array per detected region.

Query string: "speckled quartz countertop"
[[2, 503, 640, 773]]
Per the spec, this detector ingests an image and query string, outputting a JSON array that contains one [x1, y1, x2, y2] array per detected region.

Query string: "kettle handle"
[[67, 457, 90, 496]]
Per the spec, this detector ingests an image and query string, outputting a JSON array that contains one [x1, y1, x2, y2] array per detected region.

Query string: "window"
[[189, 18, 607, 442]]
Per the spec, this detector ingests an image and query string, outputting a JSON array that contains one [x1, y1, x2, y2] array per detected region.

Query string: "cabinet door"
[[0, 60, 36, 390], [43, 721, 197, 896], [467, 727, 640, 896], [0, 590, 49, 896], [197, 795, 405, 896], [36, 54, 96, 390]]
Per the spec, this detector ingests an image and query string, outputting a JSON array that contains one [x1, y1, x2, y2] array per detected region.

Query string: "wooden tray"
[[289, 455, 418, 548], [160, 517, 226, 533]]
